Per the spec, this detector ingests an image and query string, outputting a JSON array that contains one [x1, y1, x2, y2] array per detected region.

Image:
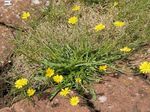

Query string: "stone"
[[128, 77, 133, 80], [0, 26, 14, 68], [98, 96, 107, 103]]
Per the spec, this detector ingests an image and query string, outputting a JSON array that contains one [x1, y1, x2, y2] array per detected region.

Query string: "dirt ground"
[[93, 75, 150, 112]]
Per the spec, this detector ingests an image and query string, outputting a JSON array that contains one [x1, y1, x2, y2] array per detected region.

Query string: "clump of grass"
[[116, 0, 150, 46], [13, 0, 150, 102]]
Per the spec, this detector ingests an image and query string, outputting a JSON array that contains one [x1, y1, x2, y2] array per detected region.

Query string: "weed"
[[12, 0, 150, 103]]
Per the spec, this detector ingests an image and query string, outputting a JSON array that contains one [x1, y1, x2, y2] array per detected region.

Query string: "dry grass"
[[12, 0, 150, 78], [15, 1, 126, 62]]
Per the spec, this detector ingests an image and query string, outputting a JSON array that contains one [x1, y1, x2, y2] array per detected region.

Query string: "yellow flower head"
[[21, 12, 30, 20], [113, 21, 125, 27], [70, 96, 80, 106], [99, 65, 108, 71], [139, 61, 150, 74], [75, 78, 81, 83], [72, 5, 80, 11], [120, 46, 131, 52], [60, 88, 71, 96], [27, 88, 36, 97], [15, 78, 28, 89], [94, 24, 105, 32], [68, 16, 78, 24], [45, 67, 54, 78], [53, 75, 63, 83]]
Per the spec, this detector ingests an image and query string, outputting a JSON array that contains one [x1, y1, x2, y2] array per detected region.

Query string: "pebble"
[[128, 77, 133, 80], [98, 96, 107, 103]]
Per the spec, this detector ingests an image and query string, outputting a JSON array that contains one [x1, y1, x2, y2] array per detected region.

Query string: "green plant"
[[13, 0, 150, 101]]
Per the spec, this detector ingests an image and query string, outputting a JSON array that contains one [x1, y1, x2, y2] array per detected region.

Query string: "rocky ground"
[[0, 0, 150, 112]]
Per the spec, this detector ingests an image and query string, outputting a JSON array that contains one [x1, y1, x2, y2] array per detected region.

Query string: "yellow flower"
[[60, 88, 71, 96], [45, 67, 55, 78], [120, 46, 131, 52], [21, 12, 30, 20], [27, 88, 36, 97], [68, 16, 78, 24], [94, 24, 105, 32], [70, 96, 80, 106], [72, 5, 80, 11], [15, 78, 28, 89], [113, 1, 118, 7], [99, 65, 108, 71], [139, 61, 150, 74], [75, 78, 81, 83], [53, 75, 63, 83], [113, 21, 125, 27]]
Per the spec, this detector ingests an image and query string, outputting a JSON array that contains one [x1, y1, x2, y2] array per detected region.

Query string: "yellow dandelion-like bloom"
[[68, 16, 78, 24], [15, 78, 28, 89], [113, 21, 125, 27], [53, 75, 63, 83], [70, 96, 80, 106], [120, 46, 131, 52], [94, 24, 105, 32], [60, 88, 71, 96], [75, 78, 81, 83], [27, 88, 36, 97], [72, 5, 80, 11], [139, 61, 150, 74], [99, 65, 108, 71], [21, 12, 30, 20], [45, 67, 55, 78]]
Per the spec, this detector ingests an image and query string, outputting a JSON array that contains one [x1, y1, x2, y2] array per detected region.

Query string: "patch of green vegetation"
[[116, 0, 150, 46], [13, 0, 150, 100]]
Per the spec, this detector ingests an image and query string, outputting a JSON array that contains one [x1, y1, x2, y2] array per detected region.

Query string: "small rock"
[[8, 60, 11, 63], [54, 99, 59, 102], [0, 26, 14, 68], [128, 77, 133, 80], [98, 96, 107, 103]]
